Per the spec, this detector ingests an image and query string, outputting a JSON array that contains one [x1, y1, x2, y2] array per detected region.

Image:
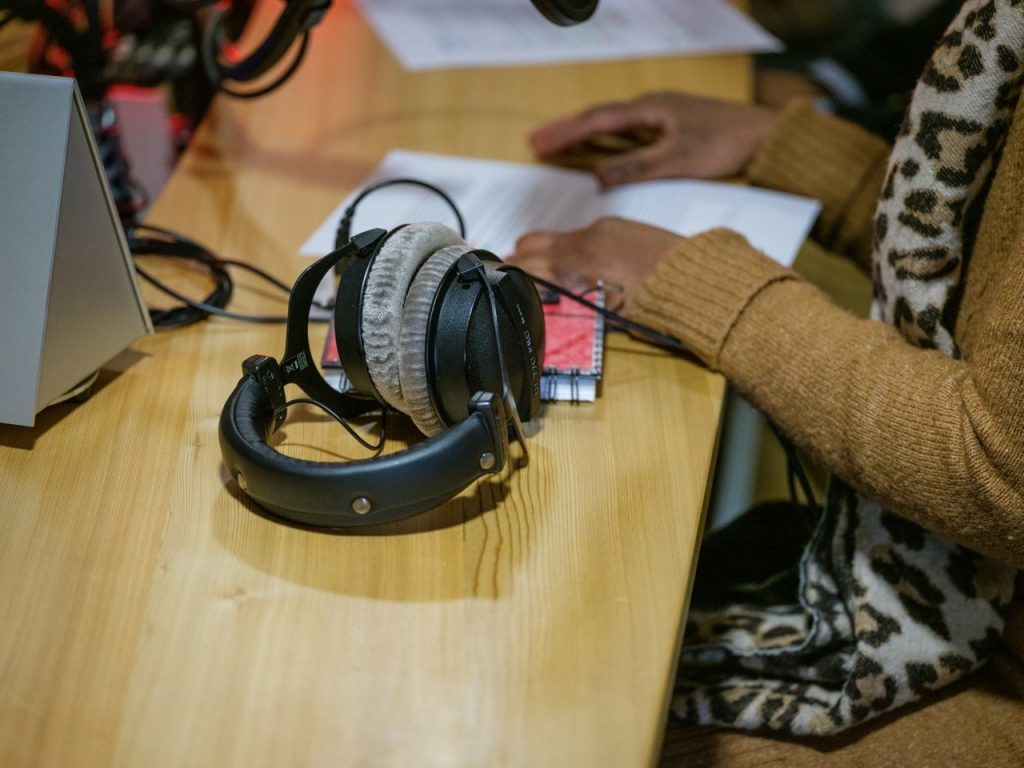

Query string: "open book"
[[302, 150, 819, 267]]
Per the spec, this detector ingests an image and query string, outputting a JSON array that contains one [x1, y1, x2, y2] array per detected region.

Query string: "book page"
[[355, 0, 781, 70], [300, 149, 821, 267]]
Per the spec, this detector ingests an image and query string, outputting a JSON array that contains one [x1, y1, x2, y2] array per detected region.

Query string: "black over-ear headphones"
[[219, 224, 545, 528]]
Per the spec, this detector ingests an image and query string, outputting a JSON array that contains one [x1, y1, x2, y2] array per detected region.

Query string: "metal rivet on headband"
[[352, 497, 372, 515], [479, 452, 496, 471]]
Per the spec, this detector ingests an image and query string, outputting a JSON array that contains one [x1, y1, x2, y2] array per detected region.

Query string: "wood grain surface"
[[0, 3, 749, 766]]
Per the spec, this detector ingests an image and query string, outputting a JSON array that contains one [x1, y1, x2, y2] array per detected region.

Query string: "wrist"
[[629, 229, 798, 368]]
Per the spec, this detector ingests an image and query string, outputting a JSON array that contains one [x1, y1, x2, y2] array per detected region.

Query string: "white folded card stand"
[[0, 72, 152, 427]]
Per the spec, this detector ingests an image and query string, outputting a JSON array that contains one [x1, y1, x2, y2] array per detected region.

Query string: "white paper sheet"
[[355, 0, 781, 71], [300, 149, 821, 268]]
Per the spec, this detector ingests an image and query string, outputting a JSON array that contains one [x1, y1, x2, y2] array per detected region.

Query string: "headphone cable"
[[274, 397, 387, 454], [127, 223, 331, 328], [522, 271, 694, 357], [335, 178, 467, 249]]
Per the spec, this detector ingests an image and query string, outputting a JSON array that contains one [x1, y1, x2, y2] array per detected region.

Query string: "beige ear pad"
[[399, 244, 471, 437], [362, 222, 464, 413]]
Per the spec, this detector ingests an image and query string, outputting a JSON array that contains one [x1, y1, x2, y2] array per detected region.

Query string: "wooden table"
[[0, 4, 748, 766]]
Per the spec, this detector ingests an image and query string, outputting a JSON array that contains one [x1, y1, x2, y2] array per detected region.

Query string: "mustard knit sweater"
[[630, 99, 1024, 569]]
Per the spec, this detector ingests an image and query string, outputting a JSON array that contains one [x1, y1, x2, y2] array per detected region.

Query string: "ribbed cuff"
[[629, 229, 799, 370], [747, 100, 891, 256]]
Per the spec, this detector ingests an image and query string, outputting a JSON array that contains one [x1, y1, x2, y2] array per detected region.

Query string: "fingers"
[[511, 230, 557, 274], [532, 92, 781, 186], [510, 218, 678, 316], [529, 101, 654, 157], [514, 229, 559, 254], [509, 229, 559, 280], [594, 142, 690, 187], [509, 229, 591, 293], [532, 96, 700, 186]]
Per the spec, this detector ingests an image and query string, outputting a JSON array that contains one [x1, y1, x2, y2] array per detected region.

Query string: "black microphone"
[[531, 0, 599, 25]]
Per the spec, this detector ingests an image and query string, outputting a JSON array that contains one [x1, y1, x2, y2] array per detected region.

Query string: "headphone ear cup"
[[399, 243, 470, 436], [360, 222, 464, 413]]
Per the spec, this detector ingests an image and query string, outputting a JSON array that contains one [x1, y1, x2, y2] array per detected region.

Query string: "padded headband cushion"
[[399, 243, 470, 436], [361, 222, 464, 413]]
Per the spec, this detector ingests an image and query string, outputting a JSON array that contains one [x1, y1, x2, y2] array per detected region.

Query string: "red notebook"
[[540, 287, 604, 402]]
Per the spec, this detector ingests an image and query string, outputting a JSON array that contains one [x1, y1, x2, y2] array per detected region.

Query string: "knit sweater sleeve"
[[630, 228, 1024, 569], [746, 100, 892, 272]]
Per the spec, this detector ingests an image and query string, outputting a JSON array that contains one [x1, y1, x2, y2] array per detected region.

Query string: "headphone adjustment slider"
[[242, 355, 288, 430], [455, 252, 486, 283], [468, 391, 508, 475]]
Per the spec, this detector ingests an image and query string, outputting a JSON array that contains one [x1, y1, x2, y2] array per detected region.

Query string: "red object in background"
[[541, 290, 601, 374]]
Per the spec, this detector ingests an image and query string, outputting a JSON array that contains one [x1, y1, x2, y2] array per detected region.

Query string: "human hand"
[[508, 217, 681, 313], [530, 91, 780, 187]]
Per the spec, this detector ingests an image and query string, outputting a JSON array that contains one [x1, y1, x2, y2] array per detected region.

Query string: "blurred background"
[[0, 0, 260, 226], [0, 0, 962, 229]]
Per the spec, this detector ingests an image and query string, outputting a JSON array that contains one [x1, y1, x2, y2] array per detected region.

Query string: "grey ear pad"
[[362, 222, 464, 413], [399, 244, 471, 436]]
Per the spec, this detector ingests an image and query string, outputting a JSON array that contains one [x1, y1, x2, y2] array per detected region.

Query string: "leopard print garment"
[[672, 0, 1023, 735]]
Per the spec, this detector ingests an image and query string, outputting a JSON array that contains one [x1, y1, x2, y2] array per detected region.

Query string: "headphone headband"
[[219, 372, 508, 526]]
